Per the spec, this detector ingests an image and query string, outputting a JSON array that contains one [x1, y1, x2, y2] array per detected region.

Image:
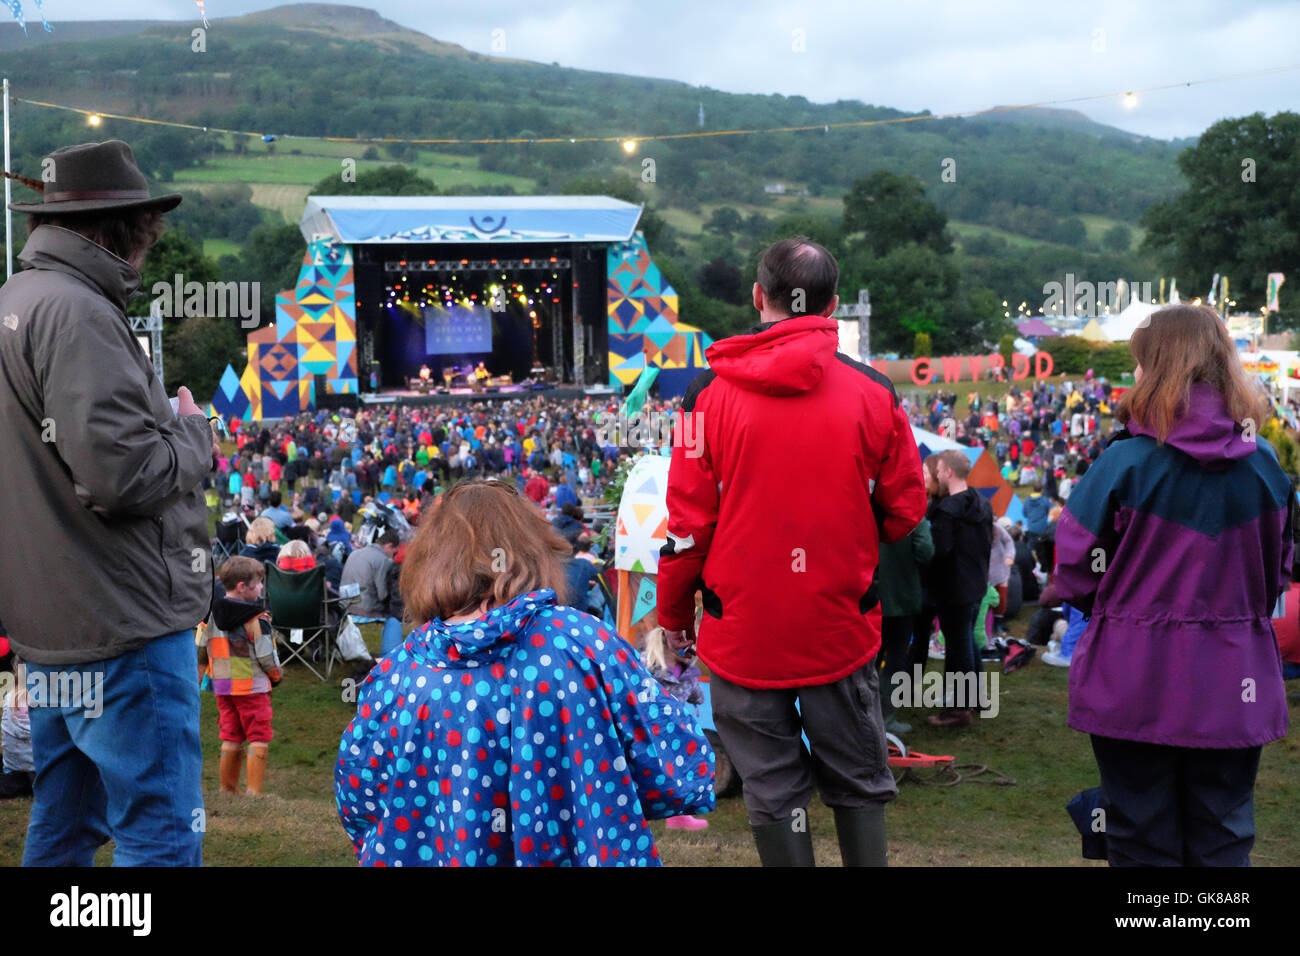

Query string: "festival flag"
[[621, 365, 659, 421], [31, 0, 50, 31], [1267, 273, 1286, 312], [631, 575, 657, 625], [195, 0, 209, 27]]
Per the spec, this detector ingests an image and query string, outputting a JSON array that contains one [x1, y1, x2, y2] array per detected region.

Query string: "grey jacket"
[[340, 544, 393, 617], [0, 225, 214, 665]]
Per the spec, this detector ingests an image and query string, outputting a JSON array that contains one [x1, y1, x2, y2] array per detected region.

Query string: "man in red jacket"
[[523, 468, 549, 505], [657, 237, 927, 866]]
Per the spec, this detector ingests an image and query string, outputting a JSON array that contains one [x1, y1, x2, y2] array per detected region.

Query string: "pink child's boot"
[[666, 814, 709, 830]]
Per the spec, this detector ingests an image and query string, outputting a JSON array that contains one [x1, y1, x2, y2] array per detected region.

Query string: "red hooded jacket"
[[656, 315, 927, 688]]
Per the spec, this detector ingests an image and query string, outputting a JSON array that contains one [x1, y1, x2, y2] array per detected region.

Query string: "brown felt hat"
[[7, 140, 182, 216]]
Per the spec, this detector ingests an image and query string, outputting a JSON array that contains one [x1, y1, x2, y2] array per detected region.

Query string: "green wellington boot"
[[833, 805, 888, 867], [751, 814, 816, 867]]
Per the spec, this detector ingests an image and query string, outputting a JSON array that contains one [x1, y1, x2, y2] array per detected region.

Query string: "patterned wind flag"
[[195, 0, 209, 27], [31, 0, 51, 31], [621, 365, 659, 421], [4, 0, 27, 35], [1267, 273, 1286, 313]]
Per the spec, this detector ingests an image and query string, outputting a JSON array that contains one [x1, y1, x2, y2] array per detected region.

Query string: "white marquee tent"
[[1099, 299, 1161, 342]]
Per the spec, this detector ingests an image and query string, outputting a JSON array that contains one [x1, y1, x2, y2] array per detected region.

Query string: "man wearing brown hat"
[[0, 141, 217, 866]]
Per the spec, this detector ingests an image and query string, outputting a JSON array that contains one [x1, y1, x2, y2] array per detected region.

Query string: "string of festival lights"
[[11, 61, 1300, 149], [387, 271, 565, 326]]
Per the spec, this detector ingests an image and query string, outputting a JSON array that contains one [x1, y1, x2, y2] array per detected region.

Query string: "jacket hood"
[[704, 315, 839, 396], [551, 513, 585, 544], [18, 224, 142, 313], [1127, 383, 1256, 468], [212, 595, 265, 631], [405, 588, 558, 668], [935, 488, 993, 524]]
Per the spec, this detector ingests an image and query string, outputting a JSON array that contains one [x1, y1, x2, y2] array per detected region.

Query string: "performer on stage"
[[419, 364, 431, 382], [475, 361, 489, 382]]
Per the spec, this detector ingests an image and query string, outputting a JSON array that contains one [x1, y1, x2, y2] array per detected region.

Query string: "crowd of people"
[[905, 378, 1110, 491], [211, 395, 686, 519], [0, 139, 1295, 870], [205, 395, 688, 637]]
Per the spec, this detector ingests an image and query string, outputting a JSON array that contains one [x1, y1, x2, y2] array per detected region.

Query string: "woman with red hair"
[[336, 479, 713, 866]]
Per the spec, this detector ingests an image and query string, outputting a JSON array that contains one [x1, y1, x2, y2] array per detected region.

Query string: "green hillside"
[[2, 3, 1182, 247], [0, 2, 1198, 377]]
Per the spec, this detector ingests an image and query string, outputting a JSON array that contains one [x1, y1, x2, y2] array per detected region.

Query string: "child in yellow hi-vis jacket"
[[198, 556, 282, 796]]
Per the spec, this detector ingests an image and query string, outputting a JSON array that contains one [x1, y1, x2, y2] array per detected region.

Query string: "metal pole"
[[859, 288, 871, 364], [150, 299, 165, 389], [4, 78, 12, 281]]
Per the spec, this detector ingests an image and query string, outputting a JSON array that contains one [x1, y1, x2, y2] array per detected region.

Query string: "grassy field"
[[2, 605, 1296, 867], [1078, 212, 1146, 249], [949, 218, 1046, 250], [246, 184, 312, 223], [174, 145, 537, 235], [202, 238, 242, 260], [661, 194, 845, 241]]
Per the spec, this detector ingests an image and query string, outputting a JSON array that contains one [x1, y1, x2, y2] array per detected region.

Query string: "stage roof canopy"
[[300, 195, 644, 246]]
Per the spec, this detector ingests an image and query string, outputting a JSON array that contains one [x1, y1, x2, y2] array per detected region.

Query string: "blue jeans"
[[352, 616, 405, 656], [937, 602, 980, 704], [23, 630, 204, 867]]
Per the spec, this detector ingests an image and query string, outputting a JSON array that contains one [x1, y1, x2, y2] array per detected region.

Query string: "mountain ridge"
[[0, 2, 1173, 144]]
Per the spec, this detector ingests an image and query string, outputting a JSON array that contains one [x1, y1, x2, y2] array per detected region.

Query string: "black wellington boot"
[[833, 805, 888, 867], [751, 814, 816, 867]]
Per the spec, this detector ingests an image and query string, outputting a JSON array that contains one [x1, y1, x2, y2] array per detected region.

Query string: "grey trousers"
[[710, 662, 897, 826]]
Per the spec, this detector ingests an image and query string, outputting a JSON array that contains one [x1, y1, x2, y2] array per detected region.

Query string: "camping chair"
[[264, 563, 340, 681], [212, 515, 243, 568]]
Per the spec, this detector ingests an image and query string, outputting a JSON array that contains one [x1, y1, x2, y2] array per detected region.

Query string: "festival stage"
[[209, 196, 712, 422]]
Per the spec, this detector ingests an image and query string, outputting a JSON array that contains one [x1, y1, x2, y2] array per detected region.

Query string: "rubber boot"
[[751, 814, 816, 867], [833, 805, 888, 867], [219, 745, 243, 794], [245, 743, 268, 796]]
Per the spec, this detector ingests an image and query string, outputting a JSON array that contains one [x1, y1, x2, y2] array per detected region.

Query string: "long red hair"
[[1115, 305, 1270, 444], [399, 479, 570, 624]]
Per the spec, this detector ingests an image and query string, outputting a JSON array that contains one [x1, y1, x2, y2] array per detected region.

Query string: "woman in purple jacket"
[[1054, 305, 1291, 866]]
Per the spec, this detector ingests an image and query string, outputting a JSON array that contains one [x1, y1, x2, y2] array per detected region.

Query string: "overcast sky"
[[15, 0, 1300, 139]]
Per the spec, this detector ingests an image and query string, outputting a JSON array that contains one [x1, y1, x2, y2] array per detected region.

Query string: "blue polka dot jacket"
[[336, 588, 715, 866]]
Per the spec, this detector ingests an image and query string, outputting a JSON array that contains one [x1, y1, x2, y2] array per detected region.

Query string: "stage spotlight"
[[1123, 92, 1137, 109], [87, 114, 103, 127], [622, 140, 637, 153]]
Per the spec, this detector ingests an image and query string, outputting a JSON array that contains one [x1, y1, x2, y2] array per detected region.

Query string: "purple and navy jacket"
[[1054, 384, 1292, 749]]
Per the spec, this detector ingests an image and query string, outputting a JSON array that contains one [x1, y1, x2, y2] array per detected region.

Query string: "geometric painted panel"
[[209, 240, 359, 420], [606, 232, 713, 400]]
